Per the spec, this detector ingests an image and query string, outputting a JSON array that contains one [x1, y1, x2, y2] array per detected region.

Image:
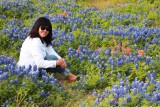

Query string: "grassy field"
[[0, 0, 160, 106]]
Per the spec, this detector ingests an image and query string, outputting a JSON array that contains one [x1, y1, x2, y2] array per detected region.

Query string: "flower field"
[[0, 0, 160, 106]]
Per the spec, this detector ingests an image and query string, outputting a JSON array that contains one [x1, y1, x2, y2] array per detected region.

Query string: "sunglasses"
[[40, 26, 49, 31]]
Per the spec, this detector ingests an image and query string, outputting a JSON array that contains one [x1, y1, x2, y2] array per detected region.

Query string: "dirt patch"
[[87, 0, 123, 10], [89, 1, 109, 10]]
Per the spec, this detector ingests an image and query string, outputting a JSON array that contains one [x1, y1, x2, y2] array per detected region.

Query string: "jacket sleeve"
[[30, 38, 57, 68], [47, 46, 62, 59]]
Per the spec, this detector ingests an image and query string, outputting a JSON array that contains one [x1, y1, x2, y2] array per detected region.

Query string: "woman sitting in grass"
[[17, 17, 77, 82]]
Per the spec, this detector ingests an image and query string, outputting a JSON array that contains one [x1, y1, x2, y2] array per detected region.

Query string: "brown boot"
[[68, 72, 77, 83]]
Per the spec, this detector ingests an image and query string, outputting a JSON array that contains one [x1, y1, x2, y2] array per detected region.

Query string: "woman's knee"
[[45, 55, 58, 60]]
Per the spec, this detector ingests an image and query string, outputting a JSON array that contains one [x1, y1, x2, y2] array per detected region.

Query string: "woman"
[[17, 17, 77, 82]]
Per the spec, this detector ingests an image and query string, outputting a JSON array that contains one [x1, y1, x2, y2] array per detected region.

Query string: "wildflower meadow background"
[[0, 0, 160, 106]]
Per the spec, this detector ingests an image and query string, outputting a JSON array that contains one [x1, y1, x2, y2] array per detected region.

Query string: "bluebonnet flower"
[[40, 90, 47, 97], [31, 76, 38, 83], [29, 97, 32, 102], [143, 82, 149, 89], [126, 95, 131, 102], [92, 89, 98, 96], [94, 98, 99, 106], [135, 63, 138, 69], [42, 75, 49, 83], [145, 56, 151, 65], [0, 75, 3, 81], [151, 37, 158, 44], [156, 81, 160, 90], [109, 98, 118, 106], [151, 76, 156, 84], [152, 94, 159, 103], [50, 81, 55, 86], [0, 72, 8, 80], [89, 60, 92, 64], [145, 93, 151, 101], [132, 88, 137, 95], [13, 78, 18, 86], [22, 82, 26, 86]]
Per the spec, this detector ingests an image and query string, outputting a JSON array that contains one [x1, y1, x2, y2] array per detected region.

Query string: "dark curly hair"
[[29, 17, 52, 46]]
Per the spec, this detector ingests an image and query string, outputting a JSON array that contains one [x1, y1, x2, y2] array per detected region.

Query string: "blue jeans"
[[39, 55, 70, 76]]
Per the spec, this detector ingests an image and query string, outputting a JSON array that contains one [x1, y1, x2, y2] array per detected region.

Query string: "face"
[[38, 26, 49, 38]]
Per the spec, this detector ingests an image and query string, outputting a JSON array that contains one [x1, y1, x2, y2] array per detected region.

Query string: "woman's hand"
[[56, 58, 66, 68]]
